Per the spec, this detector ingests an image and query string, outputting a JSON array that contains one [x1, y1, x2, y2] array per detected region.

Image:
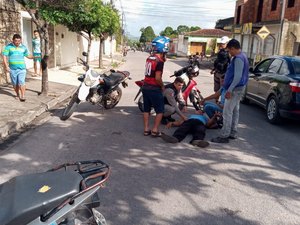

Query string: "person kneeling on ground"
[[161, 111, 221, 148], [162, 77, 187, 124]]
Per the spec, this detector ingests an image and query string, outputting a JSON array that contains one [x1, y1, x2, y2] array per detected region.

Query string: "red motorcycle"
[[134, 64, 203, 112]]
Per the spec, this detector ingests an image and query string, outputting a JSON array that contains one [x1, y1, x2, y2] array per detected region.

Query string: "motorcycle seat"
[[103, 72, 124, 87], [0, 170, 83, 225]]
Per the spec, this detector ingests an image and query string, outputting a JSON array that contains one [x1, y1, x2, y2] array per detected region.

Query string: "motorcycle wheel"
[[103, 86, 122, 109], [61, 90, 80, 121], [190, 89, 203, 110]]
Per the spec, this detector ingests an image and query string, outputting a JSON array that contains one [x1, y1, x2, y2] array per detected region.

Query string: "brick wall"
[[0, 1, 21, 84], [235, 0, 300, 24]]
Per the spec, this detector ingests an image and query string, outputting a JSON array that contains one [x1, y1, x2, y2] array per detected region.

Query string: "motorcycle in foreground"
[[0, 160, 110, 225], [61, 52, 131, 120], [134, 64, 203, 112]]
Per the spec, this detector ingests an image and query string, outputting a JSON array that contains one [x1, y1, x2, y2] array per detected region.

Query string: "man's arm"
[[166, 118, 184, 128], [200, 90, 221, 105], [26, 55, 34, 60], [2, 55, 9, 72], [206, 112, 220, 128], [164, 88, 187, 119], [155, 71, 164, 91]]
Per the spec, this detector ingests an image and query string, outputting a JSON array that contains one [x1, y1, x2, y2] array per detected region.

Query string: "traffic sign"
[[257, 26, 270, 39]]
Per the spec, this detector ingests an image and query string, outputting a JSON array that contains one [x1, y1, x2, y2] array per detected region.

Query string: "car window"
[[292, 60, 300, 74], [255, 59, 272, 73], [267, 59, 282, 73], [278, 61, 289, 75]]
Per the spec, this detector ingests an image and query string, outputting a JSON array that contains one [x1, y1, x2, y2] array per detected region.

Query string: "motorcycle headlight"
[[84, 75, 96, 86]]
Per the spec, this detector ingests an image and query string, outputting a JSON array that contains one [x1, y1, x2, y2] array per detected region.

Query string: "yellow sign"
[[257, 26, 270, 39], [243, 23, 252, 34], [38, 185, 51, 193]]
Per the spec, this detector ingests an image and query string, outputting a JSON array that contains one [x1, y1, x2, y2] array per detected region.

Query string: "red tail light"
[[135, 80, 144, 87], [290, 82, 300, 93]]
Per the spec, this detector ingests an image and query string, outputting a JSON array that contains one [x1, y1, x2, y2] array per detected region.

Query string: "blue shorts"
[[142, 88, 164, 114], [10, 69, 26, 86], [33, 53, 42, 62]]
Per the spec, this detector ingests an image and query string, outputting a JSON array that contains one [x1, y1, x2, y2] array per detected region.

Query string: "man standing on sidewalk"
[[211, 39, 249, 143], [2, 34, 34, 102]]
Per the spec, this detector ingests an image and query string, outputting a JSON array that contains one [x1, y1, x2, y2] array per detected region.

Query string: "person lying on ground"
[[161, 111, 222, 148]]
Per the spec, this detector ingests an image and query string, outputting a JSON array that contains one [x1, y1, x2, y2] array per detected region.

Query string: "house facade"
[[0, 0, 117, 85], [177, 29, 233, 56], [232, 0, 300, 65]]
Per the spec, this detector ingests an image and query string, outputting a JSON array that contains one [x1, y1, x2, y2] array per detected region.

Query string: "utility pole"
[[110, 0, 114, 61], [277, 0, 286, 55]]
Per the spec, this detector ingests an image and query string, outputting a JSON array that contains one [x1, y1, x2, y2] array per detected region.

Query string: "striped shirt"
[[2, 43, 29, 70]]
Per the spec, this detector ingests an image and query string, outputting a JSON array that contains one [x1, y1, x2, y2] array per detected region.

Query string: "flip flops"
[[144, 130, 151, 136], [151, 131, 162, 137], [19, 97, 26, 102]]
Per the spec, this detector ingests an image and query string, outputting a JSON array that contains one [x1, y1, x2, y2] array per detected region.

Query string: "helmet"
[[220, 36, 230, 44], [188, 65, 199, 77], [151, 36, 170, 53], [191, 65, 200, 77]]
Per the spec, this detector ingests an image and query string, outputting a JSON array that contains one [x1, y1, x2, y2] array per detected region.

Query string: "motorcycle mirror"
[[82, 52, 88, 57]]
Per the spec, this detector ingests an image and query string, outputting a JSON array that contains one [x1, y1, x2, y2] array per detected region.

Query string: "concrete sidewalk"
[[0, 54, 124, 141]]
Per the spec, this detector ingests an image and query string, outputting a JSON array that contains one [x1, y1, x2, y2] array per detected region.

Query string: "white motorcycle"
[[0, 160, 110, 225], [61, 52, 131, 120]]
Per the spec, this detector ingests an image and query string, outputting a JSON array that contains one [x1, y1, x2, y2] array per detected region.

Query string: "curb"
[[0, 86, 77, 140]]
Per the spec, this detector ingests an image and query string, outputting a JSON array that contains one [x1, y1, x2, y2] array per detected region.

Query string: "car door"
[[257, 59, 283, 105], [247, 59, 272, 104]]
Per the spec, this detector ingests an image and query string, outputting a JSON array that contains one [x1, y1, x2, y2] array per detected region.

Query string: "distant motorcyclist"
[[211, 36, 231, 92]]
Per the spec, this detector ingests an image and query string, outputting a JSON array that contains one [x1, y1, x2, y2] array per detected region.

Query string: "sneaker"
[[211, 137, 229, 143], [161, 133, 179, 143], [191, 140, 210, 148]]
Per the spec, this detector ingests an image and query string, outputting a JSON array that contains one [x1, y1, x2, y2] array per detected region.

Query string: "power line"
[[122, 0, 235, 10]]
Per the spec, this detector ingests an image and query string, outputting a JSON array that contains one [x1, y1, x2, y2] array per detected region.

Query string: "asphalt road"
[[0, 51, 300, 225]]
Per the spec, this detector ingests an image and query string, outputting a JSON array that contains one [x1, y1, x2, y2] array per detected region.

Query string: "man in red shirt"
[[142, 36, 170, 137]]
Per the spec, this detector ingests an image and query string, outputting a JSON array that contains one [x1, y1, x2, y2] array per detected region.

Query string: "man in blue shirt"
[[160, 111, 221, 148], [2, 34, 34, 101], [211, 39, 249, 143]]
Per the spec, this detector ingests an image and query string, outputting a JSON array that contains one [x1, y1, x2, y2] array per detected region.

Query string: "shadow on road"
[[0, 101, 299, 224]]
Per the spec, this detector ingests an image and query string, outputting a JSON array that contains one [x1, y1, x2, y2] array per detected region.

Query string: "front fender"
[[78, 83, 90, 101]]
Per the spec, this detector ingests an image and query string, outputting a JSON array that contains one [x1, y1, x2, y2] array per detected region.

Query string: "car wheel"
[[240, 88, 249, 104], [266, 96, 281, 124]]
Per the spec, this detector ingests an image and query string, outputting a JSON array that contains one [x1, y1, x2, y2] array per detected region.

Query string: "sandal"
[[151, 131, 162, 137], [19, 97, 26, 102], [144, 130, 151, 136]]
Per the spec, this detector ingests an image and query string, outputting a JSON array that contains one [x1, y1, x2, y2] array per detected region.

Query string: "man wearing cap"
[[211, 36, 231, 92]]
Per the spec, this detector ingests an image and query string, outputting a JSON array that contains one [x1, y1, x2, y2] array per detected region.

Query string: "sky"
[[113, 0, 237, 38]]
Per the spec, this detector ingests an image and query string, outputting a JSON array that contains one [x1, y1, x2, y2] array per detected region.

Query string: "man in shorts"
[[32, 30, 42, 76], [2, 34, 34, 101]]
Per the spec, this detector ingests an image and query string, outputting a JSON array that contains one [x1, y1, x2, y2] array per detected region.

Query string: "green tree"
[[190, 26, 201, 31], [160, 26, 174, 37], [40, 0, 120, 67], [177, 25, 190, 34], [40, 0, 99, 63], [139, 26, 156, 43], [90, 2, 120, 68]]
